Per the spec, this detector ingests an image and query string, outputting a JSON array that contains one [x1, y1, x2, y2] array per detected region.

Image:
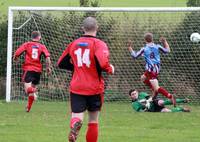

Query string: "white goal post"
[[6, 7, 200, 102]]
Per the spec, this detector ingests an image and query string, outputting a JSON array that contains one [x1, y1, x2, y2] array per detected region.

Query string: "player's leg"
[[157, 100, 172, 112], [69, 112, 84, 142], [149, 79, 176, 107], [161, 108, 172, 112], [23, 71, 38, 112], [141, 73, 157, 98], [68, 93, 85, 142], [141, 73, 153, 90], [24, 82, 37, 112], [161, 107, 190, 112], [162, 98, 190, 105], [171, 107, 190, 112], [86, 111, 99, 142], [86, 94, 102, 142], [30, 71, 41, 101]]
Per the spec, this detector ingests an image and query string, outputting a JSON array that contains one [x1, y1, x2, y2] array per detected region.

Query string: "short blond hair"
[[144, 32, 153, 43]]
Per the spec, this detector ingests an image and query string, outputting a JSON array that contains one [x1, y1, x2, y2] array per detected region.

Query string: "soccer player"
[[57, 17, 114, 142], [128, 33, 176, 107], [13, 31, 51, 112], [129, 89, 190, 112]]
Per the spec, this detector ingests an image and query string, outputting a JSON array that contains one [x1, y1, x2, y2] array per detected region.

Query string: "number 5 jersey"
[[14, 41, 50, 72]]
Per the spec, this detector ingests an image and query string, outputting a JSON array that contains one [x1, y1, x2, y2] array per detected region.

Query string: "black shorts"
[[70, 93, 102, 113], [23, 71, 41, 85], [151, 99, 165, 112]]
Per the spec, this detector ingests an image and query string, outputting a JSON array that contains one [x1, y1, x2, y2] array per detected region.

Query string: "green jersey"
[[131, 92, 150, 112]]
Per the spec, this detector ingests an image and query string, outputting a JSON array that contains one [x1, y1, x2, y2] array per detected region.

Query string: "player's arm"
[[42, 45, 52, 74], [57, 43, 74, 71], [132, 101, 146, 112], [45, 57, 51, 74], [128, 40, 144, 58], [159, 37, 170, 53], [13, 43, 26, 61], [95, 41, 114, 75]]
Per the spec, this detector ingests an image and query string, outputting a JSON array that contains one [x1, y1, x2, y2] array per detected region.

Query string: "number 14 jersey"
[[57, 35, 113, 95]]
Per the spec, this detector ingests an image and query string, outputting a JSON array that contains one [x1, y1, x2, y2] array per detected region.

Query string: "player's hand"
[[70, 58, 73, 64], [46, 67, 51, 75], [147, 97, 153, 103], [13, 55, 19, 62], [127, 40, 133, 52], [110, 64, 115, 74], [145, 101, 151, 109], [159, 37, 166, 43]]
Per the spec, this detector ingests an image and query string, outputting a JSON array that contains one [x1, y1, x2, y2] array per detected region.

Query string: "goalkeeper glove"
[[145, 97, 153, 109]]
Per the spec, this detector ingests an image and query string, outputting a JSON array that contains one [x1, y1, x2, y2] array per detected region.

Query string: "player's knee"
[[26, 87, 36, 94], [88, 111, 99, 123], [152, 85, 160, 92], [140, 75, 146, 82], [158, 100, 164, 106], [161, 108, 171, 112], [168, 94, 173, 99]]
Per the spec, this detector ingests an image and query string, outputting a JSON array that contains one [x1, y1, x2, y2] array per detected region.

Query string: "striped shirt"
[[131, 43, 169, 74]]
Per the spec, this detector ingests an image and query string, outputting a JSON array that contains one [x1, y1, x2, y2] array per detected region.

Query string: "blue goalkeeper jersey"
[[131, 43, 170, 74]]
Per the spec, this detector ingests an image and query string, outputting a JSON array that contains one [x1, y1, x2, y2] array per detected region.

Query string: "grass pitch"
[[0, 101, 200, 142]]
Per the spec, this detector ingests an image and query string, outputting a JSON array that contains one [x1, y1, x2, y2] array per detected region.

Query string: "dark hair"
[[144, 32, 153, 43], [129, 89, 136, 96], [31, 31, 41, 39]]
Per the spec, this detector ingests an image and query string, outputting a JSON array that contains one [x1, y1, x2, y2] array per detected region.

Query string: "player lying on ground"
[[13, 31, 51, 112], [128, 33, 176, 107], [57, 17, 114, 142], [129, 89, 190, 112]]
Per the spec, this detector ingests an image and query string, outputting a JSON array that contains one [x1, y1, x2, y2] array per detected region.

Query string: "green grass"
[[102, 0, 187, 7], [1, 101, 200, 142], [0, 0, 187, 15]]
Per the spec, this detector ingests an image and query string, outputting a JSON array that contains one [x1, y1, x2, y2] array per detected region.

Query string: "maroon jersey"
[[57, 35, 113, 95], [14, 41, 50, 72]]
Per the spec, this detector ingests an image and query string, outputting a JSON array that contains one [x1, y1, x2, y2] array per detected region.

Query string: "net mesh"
[[11, 9, 200, 103]]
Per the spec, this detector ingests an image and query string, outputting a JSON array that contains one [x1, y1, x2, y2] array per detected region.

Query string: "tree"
[[187, 0, 200, 7], [80, 0, 89, 7], [79, 0, 101, 7]]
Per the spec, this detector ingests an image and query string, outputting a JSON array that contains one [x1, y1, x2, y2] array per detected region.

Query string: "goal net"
[[7, 7, 200, 103]]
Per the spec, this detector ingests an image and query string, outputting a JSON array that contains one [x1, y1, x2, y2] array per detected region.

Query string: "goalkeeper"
[[129, 89, 190, 112]]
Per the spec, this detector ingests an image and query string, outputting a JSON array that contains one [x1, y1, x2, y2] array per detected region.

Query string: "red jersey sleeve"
[[14, 42, 27, 57], [42, 45, 50, 58], [57, 43, 74, 70], [95, 40, 113, 74]]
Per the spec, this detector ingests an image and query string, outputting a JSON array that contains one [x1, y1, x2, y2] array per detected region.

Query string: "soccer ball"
[[190, 32, 200, 43]]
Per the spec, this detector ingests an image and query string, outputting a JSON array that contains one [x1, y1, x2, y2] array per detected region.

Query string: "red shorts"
[[144, 71, 158, 80], [143, 71, 158, 89]]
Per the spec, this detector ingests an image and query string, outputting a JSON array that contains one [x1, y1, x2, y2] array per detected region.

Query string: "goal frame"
[[6, 6, 200, 102]]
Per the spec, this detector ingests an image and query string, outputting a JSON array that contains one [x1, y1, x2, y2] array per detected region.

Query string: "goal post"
[[6, 7, 200, 103], [6, 8, 14, 102]]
